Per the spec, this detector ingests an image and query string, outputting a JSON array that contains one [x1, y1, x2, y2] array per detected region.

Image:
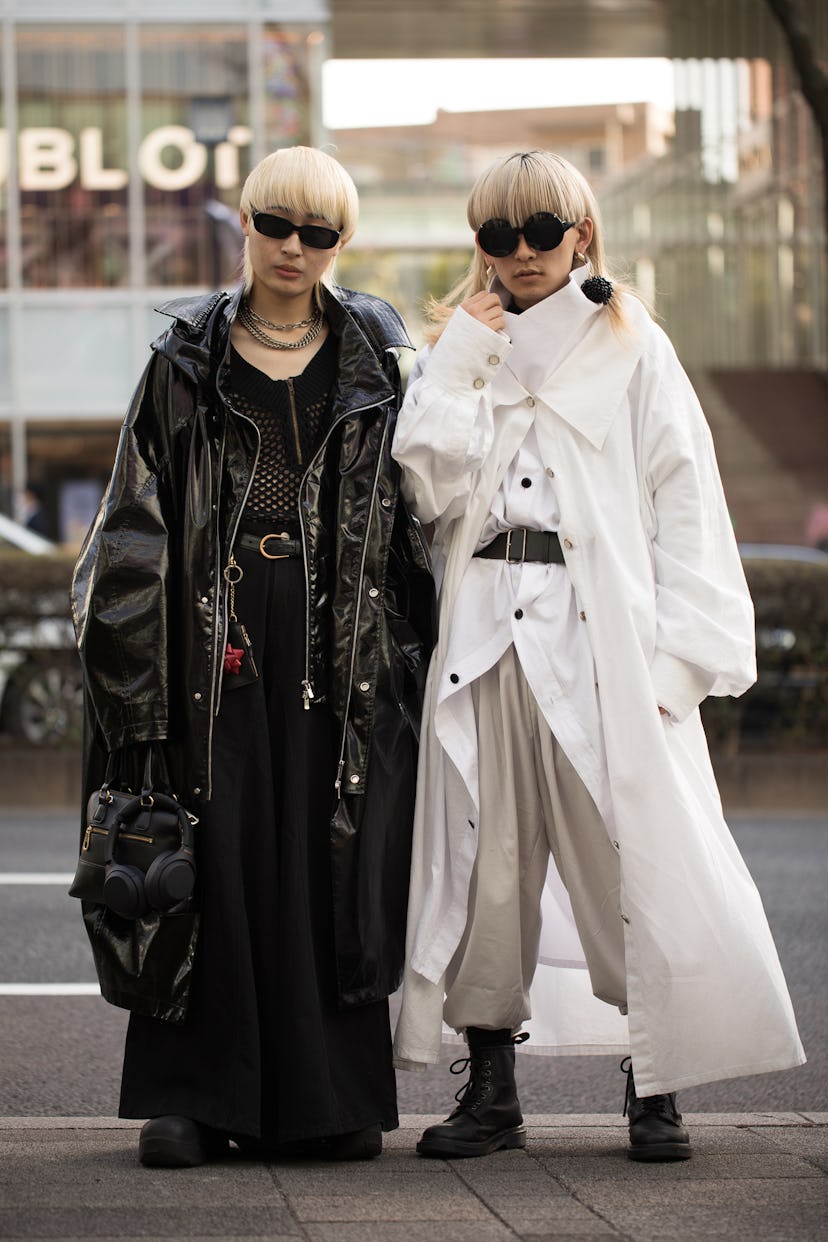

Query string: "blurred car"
[[732, 542, 828, 748], [0, 515, 83, 747]]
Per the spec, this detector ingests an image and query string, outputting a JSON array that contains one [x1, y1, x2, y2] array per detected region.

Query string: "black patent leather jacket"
[[72, 284, 435, 1012]]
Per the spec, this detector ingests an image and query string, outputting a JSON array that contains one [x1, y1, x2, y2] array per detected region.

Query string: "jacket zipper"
[[334, 418, 389, 797], [298, 395, 393, 714], [286, 377, 303, 466], [206, 394, 260, 799]]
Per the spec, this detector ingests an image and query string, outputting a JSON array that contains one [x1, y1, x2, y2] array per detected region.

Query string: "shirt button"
[[488, 354, 500, 365], [621, 914, 631, 924], [368, 587, 379, 598], [546, 467, 555, 478], [359, 681, 370, 691], [201, 596, 209, 605], [473, 378, 485, 390], [193, 692, 202, 702], [514, 608, 524, 620], [193, 787, 201, 796], [526, 396, 536, 407], [579, 610, 586, 621], [450, 673, 460, 684], [612, 840, 620, 850], [349, 774, 360, 785], [563, 538, 573, 549], [521, 477, 532, 488]]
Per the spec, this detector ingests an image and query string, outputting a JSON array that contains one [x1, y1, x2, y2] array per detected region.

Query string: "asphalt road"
[[0, 808, 825, 1118]]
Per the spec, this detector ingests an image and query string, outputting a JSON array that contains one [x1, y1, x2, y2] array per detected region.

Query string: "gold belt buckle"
[[259, 532, 292, 560]]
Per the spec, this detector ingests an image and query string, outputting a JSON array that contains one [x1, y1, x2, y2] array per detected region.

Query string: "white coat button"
[[349, 774, 360, 785], [473, 378, 485, 390], [521, 477, 532, 488], [368, 587, 379, 598], [359, 681, 370, 692], [488, 354, 500, 365], [526, 396, 536, 407], [514, 608, 524, 620], [563, 538, 573, 549], [450, 673, 460, 684]]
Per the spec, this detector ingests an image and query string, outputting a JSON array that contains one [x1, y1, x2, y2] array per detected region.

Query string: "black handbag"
[[69, 745, 197, 919]]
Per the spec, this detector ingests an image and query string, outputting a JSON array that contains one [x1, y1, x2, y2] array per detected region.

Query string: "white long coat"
[[391, 283, 805, 1096]]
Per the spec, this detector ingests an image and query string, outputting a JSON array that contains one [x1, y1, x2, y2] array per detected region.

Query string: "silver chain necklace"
[[243, 300, 317, 331], [238, 299, 324, 351]]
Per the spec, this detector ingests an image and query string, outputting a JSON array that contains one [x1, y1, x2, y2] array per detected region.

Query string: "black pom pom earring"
[[582, 275, 614, 304], [574, 252, 613, 304]]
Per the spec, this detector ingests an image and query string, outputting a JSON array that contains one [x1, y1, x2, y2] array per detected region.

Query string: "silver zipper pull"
[[301, 679, 315, 710], [334, 758, 345, 795]]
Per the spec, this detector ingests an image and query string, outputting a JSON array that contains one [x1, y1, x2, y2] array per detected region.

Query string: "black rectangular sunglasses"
[[252, 211, 340, 250], [477, 212, 575, 257]]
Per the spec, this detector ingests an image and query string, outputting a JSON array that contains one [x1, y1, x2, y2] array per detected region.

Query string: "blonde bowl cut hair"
[[426, 150, 635, 341], [239, 145, 359, 299]]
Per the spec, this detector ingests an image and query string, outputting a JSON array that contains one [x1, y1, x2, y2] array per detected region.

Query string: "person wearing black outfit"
[[71, 146, 435, 1167]]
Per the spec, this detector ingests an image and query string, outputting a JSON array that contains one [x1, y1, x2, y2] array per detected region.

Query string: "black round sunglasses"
[[252, 211, 341, 250], [477, 212, 575, 257]]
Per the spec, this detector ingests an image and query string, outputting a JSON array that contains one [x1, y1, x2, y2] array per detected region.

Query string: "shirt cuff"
[[423, 306, 511, 394], [650, 649, 716, 724]]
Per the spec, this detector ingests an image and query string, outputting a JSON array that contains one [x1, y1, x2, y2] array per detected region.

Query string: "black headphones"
[[102, 791, 196, 919]]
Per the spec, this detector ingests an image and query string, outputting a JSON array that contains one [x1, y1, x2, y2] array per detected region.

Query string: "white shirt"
[[442, 272, 612, 826]]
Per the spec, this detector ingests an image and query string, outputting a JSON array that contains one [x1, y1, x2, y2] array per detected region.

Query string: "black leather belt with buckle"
[[236, 531, 303, 559], [473, 528, 564, 564]]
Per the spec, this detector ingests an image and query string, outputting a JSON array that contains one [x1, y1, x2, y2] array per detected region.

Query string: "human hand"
[[461, 291, 506, 334]]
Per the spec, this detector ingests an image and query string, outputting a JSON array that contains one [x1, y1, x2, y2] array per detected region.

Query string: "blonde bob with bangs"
[[239, 145, 359, 299], [426, 150, 633, 341]]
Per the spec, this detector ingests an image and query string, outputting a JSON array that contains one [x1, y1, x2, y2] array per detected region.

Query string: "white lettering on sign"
[[20, 128, 77, 190], [80, 128, 129, 191], [1, 125, 253, 192]]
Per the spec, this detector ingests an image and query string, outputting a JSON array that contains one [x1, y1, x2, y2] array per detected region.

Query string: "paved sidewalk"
[[1, 1114, 826, 1240]]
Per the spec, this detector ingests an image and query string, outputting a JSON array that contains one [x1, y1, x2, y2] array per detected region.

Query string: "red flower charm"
[[224, 643, 245, 675]]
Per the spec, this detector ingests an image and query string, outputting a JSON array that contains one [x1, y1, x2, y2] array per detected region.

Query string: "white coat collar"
[[490, 271, 647, 451]]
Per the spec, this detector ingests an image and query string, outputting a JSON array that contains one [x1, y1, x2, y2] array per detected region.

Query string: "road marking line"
[[0, 874, 74, 884], [0, 984, 100, 995]]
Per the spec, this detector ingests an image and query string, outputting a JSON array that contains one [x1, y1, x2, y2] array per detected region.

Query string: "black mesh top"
[[229, 332, 338, 534]]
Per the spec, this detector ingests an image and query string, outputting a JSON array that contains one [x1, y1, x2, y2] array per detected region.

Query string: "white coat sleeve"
[[638, 336, 757, 722], [391, 308, 512, 524]]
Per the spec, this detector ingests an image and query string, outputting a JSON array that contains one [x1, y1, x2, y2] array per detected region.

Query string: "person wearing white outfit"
[[390, 151, 805, 1162]]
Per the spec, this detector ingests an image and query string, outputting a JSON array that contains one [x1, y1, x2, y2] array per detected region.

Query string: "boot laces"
[[450, 1031, 529, 1112], [450, 1055, 493, 1110], [620, 1055, 678, 1121]]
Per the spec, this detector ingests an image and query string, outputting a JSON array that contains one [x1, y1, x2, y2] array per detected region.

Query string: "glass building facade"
[[0, 1, 327, 540]]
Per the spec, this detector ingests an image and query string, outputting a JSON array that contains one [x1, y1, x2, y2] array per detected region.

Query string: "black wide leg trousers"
[[119, 549, 398, 1142]]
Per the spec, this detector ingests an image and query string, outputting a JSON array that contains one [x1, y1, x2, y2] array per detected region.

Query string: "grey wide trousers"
[[443, 644, 627, 1033]]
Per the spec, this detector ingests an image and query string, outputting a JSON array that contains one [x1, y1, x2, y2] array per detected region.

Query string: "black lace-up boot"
[[416, 1028, 528, 1158], [621, 1057, 692, 1161]]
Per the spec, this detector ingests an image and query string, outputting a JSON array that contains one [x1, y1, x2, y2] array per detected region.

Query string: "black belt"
[[474, 528, 564, 564], [236, 530, 303, 559]]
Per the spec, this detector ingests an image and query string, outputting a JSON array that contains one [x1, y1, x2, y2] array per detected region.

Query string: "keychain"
[[222, 556, 259, 688]]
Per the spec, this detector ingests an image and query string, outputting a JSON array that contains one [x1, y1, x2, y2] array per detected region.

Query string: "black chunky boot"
[[417, 1028, 528, 1158], [621, 1057, 692, 1161], [138, 1115, 229, 1167]]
